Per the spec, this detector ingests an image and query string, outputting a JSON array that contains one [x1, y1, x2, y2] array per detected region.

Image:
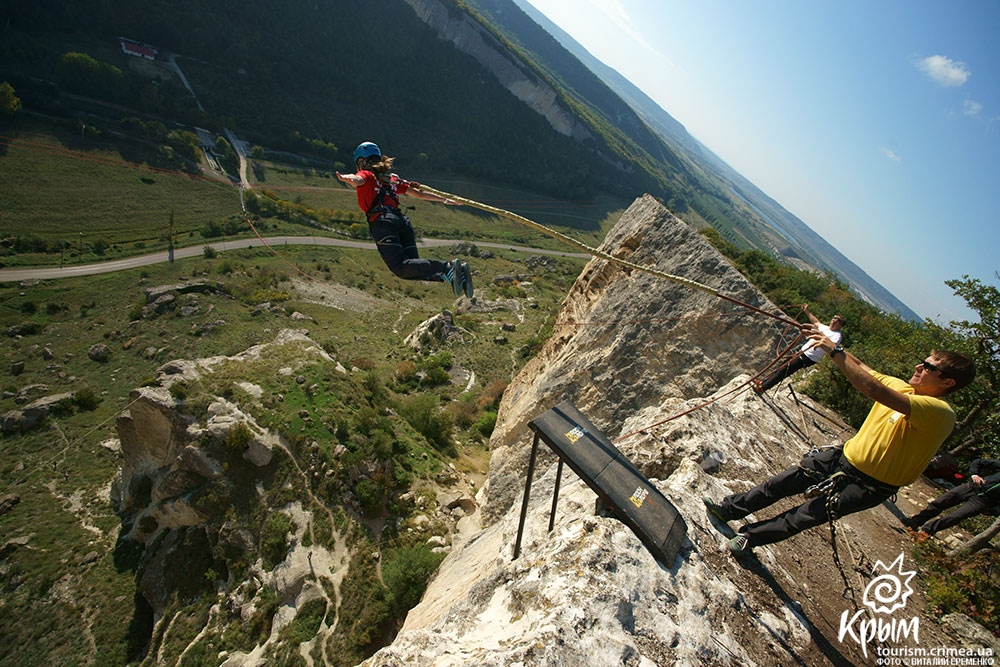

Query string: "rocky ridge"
[[108, 328, 480, 664]]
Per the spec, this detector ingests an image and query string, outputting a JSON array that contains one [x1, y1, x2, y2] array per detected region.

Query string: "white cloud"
[[591, 0, 630, 27], [963, 99, 983, 116], [881, 148, 902, 163], [588, 0, 675, 68], [916, 54, 971, 87]]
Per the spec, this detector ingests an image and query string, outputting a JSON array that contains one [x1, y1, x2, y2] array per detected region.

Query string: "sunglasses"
[[919, 359, 949, 378]]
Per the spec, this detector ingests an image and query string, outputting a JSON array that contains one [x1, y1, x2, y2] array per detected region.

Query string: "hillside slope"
[[2, 0, 919, 317], [507, 0, 921, 321]]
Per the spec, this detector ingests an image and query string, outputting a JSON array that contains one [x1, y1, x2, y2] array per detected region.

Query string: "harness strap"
[[836, 457, 899, 502], [366, 180, 401, 222], [796, 449, 895, 624], [798, 450, 898, 502], [804, 470, 846, 499]]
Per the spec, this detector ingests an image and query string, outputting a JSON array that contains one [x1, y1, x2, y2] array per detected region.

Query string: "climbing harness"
[[797, 450, 899, 624], [794, 455, 861, 605], [366, 177, 401, 223], [804, 470, 846, 499]]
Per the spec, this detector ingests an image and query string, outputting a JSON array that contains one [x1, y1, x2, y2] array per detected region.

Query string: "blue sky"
[[520, 0, 999, 324]]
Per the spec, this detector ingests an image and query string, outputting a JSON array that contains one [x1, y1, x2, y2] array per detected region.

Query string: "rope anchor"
[[804, 470, 847, 498]]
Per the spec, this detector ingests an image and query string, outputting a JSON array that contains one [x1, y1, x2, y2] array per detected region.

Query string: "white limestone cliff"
[[361, 196, 989, 666]]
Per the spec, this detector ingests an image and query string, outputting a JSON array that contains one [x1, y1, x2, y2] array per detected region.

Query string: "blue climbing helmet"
[[353, 141, 381, 164]]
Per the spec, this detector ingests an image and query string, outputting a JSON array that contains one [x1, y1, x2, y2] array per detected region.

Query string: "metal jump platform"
[[514, 401, 687, 565]]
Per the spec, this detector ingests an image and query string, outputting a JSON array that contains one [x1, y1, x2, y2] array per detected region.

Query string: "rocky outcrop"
[[110, 329, 332, 619], [486, 195, 780, 522], [142, 280, 224, 318], [1, 391, 76, 433], [362, 196, 987, 665], [404, 310, 466, 350], [107, 326, 481, 662]]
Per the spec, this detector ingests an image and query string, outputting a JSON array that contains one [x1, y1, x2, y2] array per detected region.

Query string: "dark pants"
[[720, 447, 897, 546], [759, 353, 816, 392], [909, 483, 995, 535], [369, 210, 448, 281]]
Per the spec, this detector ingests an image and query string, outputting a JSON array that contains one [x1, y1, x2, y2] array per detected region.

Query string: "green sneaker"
[[443, 261, 462, 296], [703, 496, 735, 523], [728, 534, 752, 557], [460, 261, 474, 298]]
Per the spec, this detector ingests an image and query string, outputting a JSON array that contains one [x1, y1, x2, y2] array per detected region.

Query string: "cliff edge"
[[362, 196, 989, 666]]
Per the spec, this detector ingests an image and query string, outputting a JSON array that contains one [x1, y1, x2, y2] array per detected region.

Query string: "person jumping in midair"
[[336, 141, 473, 297]]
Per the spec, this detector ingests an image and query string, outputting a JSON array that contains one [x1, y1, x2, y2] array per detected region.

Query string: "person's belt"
[[838, 455, 900, 495], [367, 205, 401, 222]]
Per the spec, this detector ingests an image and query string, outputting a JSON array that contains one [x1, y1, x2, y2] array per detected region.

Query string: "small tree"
[[0, 81, 21, 118], [945, 275, 1000, 460]]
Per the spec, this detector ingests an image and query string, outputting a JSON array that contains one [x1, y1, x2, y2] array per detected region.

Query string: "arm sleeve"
[[971, 458, 1000, 476]]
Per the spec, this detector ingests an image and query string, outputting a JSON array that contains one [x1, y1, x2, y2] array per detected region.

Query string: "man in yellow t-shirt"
[[704, 325, 976, 556]]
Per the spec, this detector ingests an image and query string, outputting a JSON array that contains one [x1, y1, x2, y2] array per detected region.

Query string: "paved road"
[[0, 71, 588, 285], [0, 236, 591, 282]]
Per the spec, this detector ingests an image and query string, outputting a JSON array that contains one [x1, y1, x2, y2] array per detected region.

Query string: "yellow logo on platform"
[[564, 426, 587, 443], [629, 488, 648, 508]]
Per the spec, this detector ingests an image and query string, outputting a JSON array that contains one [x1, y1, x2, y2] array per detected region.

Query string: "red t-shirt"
[[354, 171, 410, 216]]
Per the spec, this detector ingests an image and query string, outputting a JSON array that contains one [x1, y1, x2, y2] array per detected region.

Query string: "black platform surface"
[[525, 401, 687, 565]]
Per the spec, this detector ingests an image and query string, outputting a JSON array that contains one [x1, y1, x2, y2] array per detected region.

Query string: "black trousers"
[[720, 447, 897, 546], [910, 483, 995, 535], [369, 210, 448, 281], [758, 353, 816, 392]]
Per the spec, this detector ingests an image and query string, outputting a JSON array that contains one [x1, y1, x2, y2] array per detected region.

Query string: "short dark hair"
[[934, 350, 976, 393]]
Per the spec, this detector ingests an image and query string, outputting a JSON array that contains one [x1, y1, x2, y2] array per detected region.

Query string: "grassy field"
[[0, 118, 607, 664], [0, 120, 241, 263], [0, 205, 587, 664], [1, 119, 627, 270]]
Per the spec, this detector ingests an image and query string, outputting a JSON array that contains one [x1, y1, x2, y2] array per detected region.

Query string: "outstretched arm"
[[400, 179, 458, 205], [336, 171, 364, 188], [803, 304, 821, 326], [804, 324, 912, 416]]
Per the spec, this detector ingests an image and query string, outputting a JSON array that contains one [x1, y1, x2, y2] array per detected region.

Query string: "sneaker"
[[460, 261, 474, 298], [443, 260, 462, 296], [728, 534, 752, 556], [900, 516, 920, 529], [703, 496, 735, 523]]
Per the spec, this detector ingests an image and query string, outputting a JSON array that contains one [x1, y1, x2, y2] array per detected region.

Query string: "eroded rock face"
[[109, 326, 482, 660], [109, 330, 326, 619], [485, 195, 780, 523], [403, 0, 591, 141]]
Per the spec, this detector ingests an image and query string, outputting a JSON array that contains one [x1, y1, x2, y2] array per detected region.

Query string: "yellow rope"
[[420, 185, 800, 327]]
